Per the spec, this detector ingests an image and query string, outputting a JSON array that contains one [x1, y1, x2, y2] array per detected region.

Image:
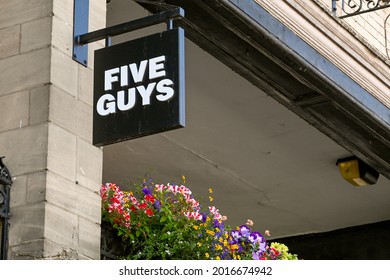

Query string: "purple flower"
[[259, 242, 267, 252], [239, 225, 251, 237], [249, 232, 264, 243], [153, 200, 161, 212], [230, 230, 241, 241], [252, 251, 261, 260], [200, 212, 207, 223], [142, 187, 152, 196]]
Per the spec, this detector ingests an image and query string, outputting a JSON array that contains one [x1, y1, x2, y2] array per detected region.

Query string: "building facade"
[[1, 0, 389, 259]]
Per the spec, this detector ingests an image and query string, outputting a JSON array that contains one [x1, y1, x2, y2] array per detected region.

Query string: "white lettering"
[[129, 60, 148, 83], [156, 79, 174, 101], [97, 94, 116, 116], [120, 66, 128, 87], [149, 55, 166, 79], [137, 82, 156, 105], [98, 55, 176, 116], [117, 89, 136, 111], [104, 68, 119, 91]]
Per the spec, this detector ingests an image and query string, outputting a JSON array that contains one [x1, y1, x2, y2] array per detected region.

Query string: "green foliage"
[[100, 178, 298, 260]]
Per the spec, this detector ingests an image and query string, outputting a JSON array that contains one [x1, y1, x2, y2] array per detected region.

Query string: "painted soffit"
[[137, 0, 390, 179]]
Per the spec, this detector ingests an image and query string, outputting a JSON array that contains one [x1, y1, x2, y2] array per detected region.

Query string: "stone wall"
[[0, 0, 105, 259]]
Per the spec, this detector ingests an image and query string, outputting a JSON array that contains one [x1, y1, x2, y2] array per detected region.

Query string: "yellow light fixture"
[[336, 156, 379, 186]]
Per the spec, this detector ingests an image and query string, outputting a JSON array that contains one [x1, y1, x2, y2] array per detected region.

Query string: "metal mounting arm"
[[73, 0, 184, 67], [332, 0, 390, 18]]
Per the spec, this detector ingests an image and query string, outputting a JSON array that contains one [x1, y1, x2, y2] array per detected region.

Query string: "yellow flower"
[[209, 196, 213, 202], [223, 240, 228, 247], [215, 244, 222, 251], [197, 242, 202, 247], [193, 225, 199, 230], [206, 230, 215, 236], [181, 175, 186, 183], [205, 253, 209, 259], [208, 188, 213, 194], [216, 256, 221, 260]]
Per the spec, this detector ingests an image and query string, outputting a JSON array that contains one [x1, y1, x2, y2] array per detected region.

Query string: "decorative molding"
[[255, 0, 390, 109]]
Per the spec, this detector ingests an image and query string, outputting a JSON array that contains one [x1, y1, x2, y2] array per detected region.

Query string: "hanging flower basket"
[[100, 178, 298, 260]]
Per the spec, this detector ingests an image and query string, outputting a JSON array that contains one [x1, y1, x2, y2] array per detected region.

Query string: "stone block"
[[0, 0, 52, 29], [0, 47, 50, 96], [0, 91, 29, 132], [52, 15, 73, 57], [50, 86, 93, 142], [77, 185, 101, 223], [53, 0, 74, 26], [79, 216, 101, 260], [47, 123, 76, 181], [21, 16, 52, 53], [0, 24, 20, 59], [50, 47, 78, 97], [46, 171, 76, 210], [43, 240, 80, 259], [10, 240, 44, 260], [44, 202, 79, 249], [9, 203, 45, 247], [77, 65, 93, 106], [46, 171, 101, 222], [89, 0, 107, 31], [10, 175, 27, 207], [27, 170, 47, 204], [30, 85, 50, 125], [76, 138, 102, 193], [0, 124, 48, 176]]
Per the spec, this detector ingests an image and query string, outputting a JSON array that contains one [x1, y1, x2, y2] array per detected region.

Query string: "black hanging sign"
[[93, 28, 185, 146]]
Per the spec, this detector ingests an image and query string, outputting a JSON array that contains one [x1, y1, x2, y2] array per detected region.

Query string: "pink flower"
[[183, 211, 203, 221], [187, 198, 199, 208], [155, 184, 165, 193]]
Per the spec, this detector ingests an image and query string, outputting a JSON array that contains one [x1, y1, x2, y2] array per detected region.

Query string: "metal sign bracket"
[[332, 0, 390, 18], [72, 0, 184, 67]]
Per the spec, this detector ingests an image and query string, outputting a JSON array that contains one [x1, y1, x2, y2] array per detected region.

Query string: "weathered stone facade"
[[0, 0, 105, 259]]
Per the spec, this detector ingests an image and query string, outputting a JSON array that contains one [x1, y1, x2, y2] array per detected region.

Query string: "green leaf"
[[160, 216, 167, 223]]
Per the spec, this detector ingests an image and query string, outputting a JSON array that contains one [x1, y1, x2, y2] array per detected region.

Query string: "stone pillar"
[[0, 0, 105, 259]]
